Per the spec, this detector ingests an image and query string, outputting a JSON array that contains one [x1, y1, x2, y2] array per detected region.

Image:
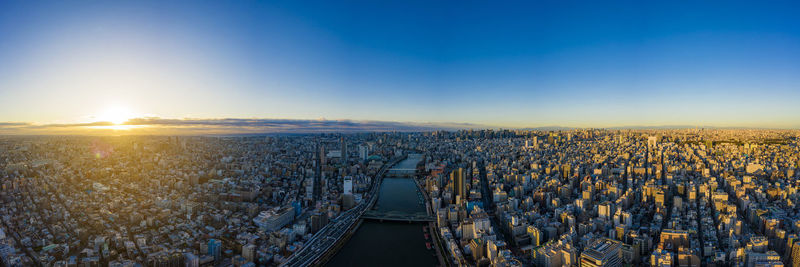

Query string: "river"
[[326, 154, 438, 267]]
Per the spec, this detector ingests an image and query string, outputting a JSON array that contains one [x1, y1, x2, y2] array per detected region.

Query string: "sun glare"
[[98, 106, 134, 125], [89, 106, 146, 131]]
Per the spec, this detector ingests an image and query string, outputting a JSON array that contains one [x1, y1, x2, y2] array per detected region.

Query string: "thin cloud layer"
[[0, 122, 31, 126], [0, 117, 485, 135]]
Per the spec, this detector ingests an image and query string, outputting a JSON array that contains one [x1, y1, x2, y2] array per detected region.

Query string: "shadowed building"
[[314, 142, 325, 202]]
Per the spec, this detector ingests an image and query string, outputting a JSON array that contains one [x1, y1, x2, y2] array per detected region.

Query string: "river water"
[[326, 154, 438, 267]]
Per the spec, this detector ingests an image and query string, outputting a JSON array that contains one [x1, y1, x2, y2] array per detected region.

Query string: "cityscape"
[[2, 130, 800, 267], [2, 1, 800, 267]]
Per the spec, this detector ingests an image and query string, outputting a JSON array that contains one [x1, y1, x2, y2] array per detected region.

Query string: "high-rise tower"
[[451, 168, 465, 204], [341, 137, 348, 166], [314, 142, 325, 202]]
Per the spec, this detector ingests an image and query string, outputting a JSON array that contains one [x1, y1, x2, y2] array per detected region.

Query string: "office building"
[[580, 238, 622, 267], [451, 168, 465, 204], [253, 206, 295, 232], [314, 142, 325, 202], [341, 137, 348, 165], [207, 239, 222, 262]]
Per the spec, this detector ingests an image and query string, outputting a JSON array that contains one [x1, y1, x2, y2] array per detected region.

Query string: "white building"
[[253, 206, 295, 231], [343, 176, 353, 195]]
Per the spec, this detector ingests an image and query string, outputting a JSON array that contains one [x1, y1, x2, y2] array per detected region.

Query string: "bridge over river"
[[385, 168, 416, 177], [361, 210, 434, 223]]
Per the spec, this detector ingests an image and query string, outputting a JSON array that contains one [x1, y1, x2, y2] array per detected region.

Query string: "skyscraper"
[[341, 137, 348, 166], [314, 142, 325, 202], [451, 168, 465, 204]]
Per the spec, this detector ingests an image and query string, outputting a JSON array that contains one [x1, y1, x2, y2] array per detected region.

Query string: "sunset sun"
[[98, 106, 134, 125]]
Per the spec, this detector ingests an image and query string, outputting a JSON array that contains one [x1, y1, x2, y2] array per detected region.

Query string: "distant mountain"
[[605, 125, 791, 130], [607, 125, 701, 130], [519, 126, 575, 131], [518, 125, 780, 131]]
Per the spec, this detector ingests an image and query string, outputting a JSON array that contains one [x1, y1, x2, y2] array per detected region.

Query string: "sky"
[[1, 1, 800, 134]]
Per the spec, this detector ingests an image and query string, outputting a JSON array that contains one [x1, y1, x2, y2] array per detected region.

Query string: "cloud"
[[0, 122, 31, 126], [123, 117, 481, 131], [119, 117, 485, 133], [0, 117, 486, 135], [27, 121, 117, 128]]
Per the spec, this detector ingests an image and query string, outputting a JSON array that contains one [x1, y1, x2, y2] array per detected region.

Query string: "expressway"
[[279, 155, 407, 267]]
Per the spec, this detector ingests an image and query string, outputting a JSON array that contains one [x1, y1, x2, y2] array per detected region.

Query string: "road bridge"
[[386, 168, 417, 177], [361, 210, 434, 223]]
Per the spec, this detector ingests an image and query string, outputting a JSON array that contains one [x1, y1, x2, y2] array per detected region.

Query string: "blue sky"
[[1, 1, 799, 130]]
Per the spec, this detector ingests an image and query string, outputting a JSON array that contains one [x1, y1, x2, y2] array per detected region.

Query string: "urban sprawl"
[[1, 129, 800, 267]]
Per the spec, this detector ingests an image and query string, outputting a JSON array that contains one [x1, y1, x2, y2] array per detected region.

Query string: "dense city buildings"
[[1, 129, 800, 266]]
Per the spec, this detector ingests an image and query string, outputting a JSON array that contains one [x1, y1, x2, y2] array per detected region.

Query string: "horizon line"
[[1, 116, 799, 136]]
